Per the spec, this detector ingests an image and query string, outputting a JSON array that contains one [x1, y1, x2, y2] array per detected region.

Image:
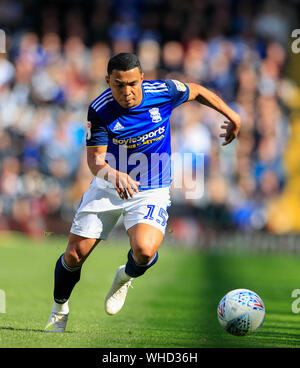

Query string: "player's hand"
[[113, 171, 140, 200], [219, 116, 241, 146]]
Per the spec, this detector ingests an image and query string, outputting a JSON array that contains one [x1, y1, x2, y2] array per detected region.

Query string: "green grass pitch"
[[0, 232, 300, 348]]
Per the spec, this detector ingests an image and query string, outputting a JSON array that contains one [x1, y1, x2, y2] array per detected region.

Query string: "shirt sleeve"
[[164, 79, 190, 109], [86, 106, 108, 146]]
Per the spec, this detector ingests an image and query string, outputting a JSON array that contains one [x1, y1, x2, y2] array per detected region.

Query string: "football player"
[[44, 53, 240, 332]]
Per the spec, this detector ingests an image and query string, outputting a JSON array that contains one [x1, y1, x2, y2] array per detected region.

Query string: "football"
[[217, 289, 265, 336]]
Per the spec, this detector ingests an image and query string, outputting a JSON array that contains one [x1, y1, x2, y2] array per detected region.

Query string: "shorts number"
[[156, 207, 167, 227], [143, 205, 167, 227], [144, 205, 155, 220]]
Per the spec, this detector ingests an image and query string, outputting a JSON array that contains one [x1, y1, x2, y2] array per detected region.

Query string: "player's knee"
[[64, 246, 84, 267], [132, 244, 157, 265]]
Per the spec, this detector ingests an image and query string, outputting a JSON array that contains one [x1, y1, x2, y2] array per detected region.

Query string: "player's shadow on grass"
[[0, 326, 72, 333]]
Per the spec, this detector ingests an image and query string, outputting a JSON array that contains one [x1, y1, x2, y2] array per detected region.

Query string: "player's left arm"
[[186, 83, 241, 146]]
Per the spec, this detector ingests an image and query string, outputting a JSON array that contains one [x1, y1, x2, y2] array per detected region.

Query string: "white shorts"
[[70, 177, 171, 240]]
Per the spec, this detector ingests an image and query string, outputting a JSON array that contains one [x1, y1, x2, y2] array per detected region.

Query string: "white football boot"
[[105, 265, 133, 315], [44, 301, 69, 332]]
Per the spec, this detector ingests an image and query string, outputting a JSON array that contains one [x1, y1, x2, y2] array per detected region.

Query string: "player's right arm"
[[86, 105, 139, 199], [86, 144, 139, 200]]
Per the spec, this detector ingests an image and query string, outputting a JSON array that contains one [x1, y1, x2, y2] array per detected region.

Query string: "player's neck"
[[132, 94, 143, 108]]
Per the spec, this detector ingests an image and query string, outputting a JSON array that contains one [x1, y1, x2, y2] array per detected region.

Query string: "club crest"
[[149, 108, 162, 123]]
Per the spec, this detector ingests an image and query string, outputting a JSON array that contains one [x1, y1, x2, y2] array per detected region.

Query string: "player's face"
[[106, 67, 144, 108]]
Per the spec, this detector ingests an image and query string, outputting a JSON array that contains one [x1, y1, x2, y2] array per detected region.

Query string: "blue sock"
[[125, 249, 159, 278], [53, 254, 81, 304]]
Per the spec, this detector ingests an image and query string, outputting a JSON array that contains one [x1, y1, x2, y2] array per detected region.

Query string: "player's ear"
[[140, 72, 144, 82], [105, 75, 110, 85]]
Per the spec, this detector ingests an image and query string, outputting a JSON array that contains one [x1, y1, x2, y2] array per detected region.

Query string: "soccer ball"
[[217, 289, 265, 336]]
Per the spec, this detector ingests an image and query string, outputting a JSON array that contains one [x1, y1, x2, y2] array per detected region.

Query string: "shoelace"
[[112, 281, 133, 299], [53, 313, 67, 328]]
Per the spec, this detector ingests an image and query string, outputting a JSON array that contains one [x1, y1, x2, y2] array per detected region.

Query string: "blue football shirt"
[[86, 79, 190, 190]]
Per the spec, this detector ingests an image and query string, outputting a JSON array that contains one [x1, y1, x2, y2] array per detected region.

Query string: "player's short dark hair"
[[107, 53, 142, 75]]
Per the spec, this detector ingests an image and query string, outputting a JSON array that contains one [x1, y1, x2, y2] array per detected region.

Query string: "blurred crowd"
[[0, 0, 298, 240]]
